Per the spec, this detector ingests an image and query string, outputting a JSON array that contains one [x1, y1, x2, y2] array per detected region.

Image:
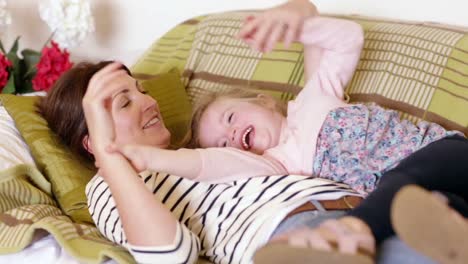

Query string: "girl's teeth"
[[242, 127, 253, 149]]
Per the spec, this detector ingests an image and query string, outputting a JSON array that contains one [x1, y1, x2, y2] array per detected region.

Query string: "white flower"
[[0, 0, 12, 34], [39, 0, 95, 48]]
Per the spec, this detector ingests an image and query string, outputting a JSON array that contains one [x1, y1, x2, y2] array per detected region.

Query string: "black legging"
[[347, 135, 468, 244]]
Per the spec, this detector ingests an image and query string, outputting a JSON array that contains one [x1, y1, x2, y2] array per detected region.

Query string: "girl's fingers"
[[239, 14, 302, 52], [252, 19, 275, 52], [283, 18, 300, 48], [237, 16, 261, 40], [243, 37, 256, 47], [264, 21, 285, 52]]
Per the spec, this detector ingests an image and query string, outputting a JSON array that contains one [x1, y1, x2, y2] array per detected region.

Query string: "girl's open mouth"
[[241, 125, 254, 150]]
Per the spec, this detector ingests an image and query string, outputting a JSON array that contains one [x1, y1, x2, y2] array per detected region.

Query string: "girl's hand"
[[82, 62, 128, 156], [106, 143, 152, 173], [272, 217, 375, 255], [237, 0, 318, 52]]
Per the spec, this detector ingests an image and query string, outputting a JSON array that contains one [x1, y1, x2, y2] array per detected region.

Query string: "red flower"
[[0, 53, 12, 91], [32, 41, 73, 92]]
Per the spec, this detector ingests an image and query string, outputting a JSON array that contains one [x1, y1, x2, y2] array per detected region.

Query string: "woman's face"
[[109, 73, 171, 148]]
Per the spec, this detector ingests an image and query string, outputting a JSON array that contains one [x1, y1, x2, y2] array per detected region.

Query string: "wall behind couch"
[[4, 0, 468, 66]]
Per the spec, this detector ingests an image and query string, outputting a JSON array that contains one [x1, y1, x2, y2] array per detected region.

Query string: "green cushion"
[[139, 68, 192, 146], [0, 94, 95, 224], [0, 69, 192, 223]]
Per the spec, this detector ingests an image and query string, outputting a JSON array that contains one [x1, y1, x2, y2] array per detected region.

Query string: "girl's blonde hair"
[[183, 87, 287, 149]]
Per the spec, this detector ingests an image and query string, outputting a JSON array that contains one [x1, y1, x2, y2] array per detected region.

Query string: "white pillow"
[[0, 105, 36, 171]]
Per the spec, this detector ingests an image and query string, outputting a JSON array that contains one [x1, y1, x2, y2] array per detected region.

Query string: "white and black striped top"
[[86, 171, 359, 264]]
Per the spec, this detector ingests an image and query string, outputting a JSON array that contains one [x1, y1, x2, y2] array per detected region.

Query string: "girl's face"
[[110, 74, 171, 148], [198, 96, 285, 154]]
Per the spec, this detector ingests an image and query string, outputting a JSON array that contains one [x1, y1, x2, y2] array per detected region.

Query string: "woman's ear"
[[256, 93, 276, 110], [82, 135, 94, 155]]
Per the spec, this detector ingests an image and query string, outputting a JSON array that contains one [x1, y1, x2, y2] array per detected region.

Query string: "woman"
[[39, 1, 437, 263]]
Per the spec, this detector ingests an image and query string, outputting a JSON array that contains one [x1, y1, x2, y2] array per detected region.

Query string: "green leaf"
[[6, 37, 20, 69], [12, 59, 27, 93], [0, 40, 5, 54], [20, 79, 35, 94], [9, 36, 20, 54], [2, 75, 16, 94], [22, 49, 41, 76]]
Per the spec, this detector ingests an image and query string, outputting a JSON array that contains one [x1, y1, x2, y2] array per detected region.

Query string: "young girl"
[[109, 14, 367, 184], [110, 8, 468, 264]]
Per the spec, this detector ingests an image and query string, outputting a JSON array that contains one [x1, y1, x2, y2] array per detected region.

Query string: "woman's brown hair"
[[37, 61, 131, 162]]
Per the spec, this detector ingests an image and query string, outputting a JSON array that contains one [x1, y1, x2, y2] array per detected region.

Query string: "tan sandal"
[[253, 241, 374, 264], [391, 185, 468, 264]]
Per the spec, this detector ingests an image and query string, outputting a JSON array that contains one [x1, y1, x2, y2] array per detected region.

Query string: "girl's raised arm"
[[299, 16, 364, 99], [238, 0, 318, 52], [238, 1, 363, 100]]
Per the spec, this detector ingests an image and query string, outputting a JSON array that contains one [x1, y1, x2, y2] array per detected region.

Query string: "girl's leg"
[[391, 185, 468, 264], [347, 135, 468, 244], [255, 136, 468, 264]]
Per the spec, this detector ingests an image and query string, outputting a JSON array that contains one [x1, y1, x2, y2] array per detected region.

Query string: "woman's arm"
[[82, 63, 187, 254], [87, 174, 200, 263]]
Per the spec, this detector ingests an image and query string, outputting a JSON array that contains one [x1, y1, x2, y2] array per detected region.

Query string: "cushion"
[[0, 106, 36, 171], [0, 94, 96, 224], [139, 68, 192, 146], [0, 164, 133, 263], [130, 17, 200, 80], [0, 68, 191, 224]]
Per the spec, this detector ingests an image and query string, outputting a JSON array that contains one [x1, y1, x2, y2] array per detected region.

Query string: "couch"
[[0, 10, 466, 264]]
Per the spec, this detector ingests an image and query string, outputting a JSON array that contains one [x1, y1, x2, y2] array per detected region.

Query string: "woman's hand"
[[272, 216, 375, 255], [82, 62, 128, 159], [237, 0, 318, 52]]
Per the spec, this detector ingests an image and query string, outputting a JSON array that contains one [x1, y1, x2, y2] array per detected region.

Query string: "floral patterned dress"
[[312, 103, 460, 195]]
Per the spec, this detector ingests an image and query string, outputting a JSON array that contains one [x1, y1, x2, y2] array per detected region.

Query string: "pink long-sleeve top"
[[190, 16, 365, 183]]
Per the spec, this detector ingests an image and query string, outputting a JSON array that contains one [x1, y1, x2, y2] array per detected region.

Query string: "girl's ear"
[[256, 93, 276, 110], [82, 135, 94, 155]]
